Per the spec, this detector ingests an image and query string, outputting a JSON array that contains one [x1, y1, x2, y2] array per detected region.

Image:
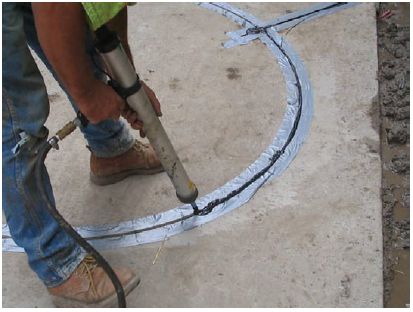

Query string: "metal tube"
[[98, 43, 198, 203]]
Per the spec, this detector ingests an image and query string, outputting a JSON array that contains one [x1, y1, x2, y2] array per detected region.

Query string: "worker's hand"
[[75, 80, 125, 124], [121, 81, 162, 138]]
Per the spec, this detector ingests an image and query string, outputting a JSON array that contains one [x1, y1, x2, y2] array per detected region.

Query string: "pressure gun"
[[38, 25, 199, 308], [95, 26, 199, 208]]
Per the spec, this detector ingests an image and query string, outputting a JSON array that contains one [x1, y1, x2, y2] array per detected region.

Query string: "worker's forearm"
[[32, 3, 96, 100]]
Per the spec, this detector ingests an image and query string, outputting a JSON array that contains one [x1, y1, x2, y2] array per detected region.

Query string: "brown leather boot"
[[48, 255, 140, 308], [90, 140, 164, 185]]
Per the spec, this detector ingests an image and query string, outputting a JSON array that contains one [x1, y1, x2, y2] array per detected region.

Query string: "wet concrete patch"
[[377, 2, 410, 307], [226, 67, 242, 80]]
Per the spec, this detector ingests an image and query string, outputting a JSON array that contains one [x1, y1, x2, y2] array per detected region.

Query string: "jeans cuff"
[[44, 246, 86, 288], [84, 124, 136, 158]]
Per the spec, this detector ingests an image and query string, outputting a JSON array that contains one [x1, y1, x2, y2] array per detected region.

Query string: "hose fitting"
[[56, 120, 78, 141]]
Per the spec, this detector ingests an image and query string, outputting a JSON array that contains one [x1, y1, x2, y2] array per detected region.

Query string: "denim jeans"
[[2, 3, 134, 287]]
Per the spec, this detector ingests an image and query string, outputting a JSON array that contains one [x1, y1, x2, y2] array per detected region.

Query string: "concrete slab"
[[2, 3, 382, 307]]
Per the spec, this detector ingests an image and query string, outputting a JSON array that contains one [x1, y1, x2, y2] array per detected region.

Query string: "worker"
[[3, 3, 162, 307]]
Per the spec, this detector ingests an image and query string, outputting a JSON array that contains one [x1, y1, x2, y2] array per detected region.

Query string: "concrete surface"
[[2, 3, 382, 307]]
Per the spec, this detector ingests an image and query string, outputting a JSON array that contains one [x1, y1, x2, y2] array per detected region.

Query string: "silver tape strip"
[[3, 3, 314, 252], [266, 2, 358, 32], [224, 2, 358, 48]]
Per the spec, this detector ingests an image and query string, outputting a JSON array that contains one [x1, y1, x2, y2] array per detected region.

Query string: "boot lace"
[[75, 255, 99, 296], [132, 140, 146, 153]]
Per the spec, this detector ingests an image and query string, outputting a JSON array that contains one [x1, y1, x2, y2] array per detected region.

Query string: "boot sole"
[[51, 274, 140, 308], [90, 167, 164, 186]]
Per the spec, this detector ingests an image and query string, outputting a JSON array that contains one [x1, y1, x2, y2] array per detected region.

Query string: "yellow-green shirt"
[[81, 2, 127, 31]]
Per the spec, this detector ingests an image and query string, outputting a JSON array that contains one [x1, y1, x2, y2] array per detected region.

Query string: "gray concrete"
[[2, 3, 382, 307]]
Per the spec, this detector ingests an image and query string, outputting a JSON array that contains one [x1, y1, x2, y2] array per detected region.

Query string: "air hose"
[[35, 117, 126, 308]]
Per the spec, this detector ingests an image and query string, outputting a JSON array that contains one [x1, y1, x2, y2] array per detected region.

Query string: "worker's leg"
[[2, 3, 84, 287], [21, 3, 135, 158]]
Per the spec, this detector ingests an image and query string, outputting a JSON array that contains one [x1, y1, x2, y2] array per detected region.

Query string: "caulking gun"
[[94, 26, 199, 210]]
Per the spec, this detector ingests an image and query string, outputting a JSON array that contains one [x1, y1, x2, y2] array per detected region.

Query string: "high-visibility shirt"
[[81, 2, 127, 31]]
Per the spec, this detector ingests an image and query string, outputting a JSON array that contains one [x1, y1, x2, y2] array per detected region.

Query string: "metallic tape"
[[224, 2, 358, 48]]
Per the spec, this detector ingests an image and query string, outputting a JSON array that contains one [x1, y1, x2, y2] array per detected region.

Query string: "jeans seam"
[[3, 97, 46, 287], [5, 92, 47, 264], [5, 91, 70, 279], [4, 90, 66, 284], [4, 91, 45, 230]]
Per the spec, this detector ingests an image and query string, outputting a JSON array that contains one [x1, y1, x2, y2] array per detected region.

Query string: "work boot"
[[48, 255, 140, 308], [90, 140, 164, 185]]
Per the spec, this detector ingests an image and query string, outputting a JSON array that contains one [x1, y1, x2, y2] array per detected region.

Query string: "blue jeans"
[[2, 3, 134, 287]]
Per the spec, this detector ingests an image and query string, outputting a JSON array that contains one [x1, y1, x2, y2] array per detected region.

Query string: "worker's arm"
[[32, 3, 124, 124], [32, 3, 161, 132]]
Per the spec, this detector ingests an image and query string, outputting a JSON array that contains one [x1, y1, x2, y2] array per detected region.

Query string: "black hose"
[[35, 139, 126, 308]]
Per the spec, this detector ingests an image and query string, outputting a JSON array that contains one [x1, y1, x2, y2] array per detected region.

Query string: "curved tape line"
[[3, 3, 313, 252]]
